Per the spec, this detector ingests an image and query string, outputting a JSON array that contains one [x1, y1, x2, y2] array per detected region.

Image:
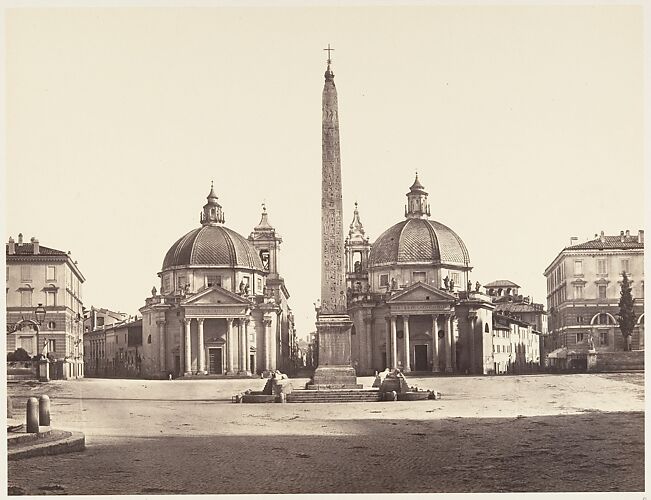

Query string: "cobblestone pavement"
[[6, 373, 645, 494]]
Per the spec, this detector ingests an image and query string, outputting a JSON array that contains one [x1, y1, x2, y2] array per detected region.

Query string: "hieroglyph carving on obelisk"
[[321, 45, 347, 315]]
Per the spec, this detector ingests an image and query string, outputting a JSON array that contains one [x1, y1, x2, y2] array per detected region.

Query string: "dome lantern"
[[405, 172, 430, 219], [200, 181, 225, 226]]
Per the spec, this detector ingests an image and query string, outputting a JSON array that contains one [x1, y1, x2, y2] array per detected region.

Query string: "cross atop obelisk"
[[323, 43, 334, 64]]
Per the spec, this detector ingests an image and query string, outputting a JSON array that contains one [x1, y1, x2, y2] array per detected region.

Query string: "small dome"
[[368, 218, 470, 267], [162, 225, 264, 271]]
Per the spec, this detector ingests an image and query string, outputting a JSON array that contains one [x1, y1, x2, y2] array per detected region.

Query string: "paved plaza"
[[7, 373, 645, 494]]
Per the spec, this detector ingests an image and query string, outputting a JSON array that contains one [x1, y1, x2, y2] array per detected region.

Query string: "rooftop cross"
[[323, 43, 334, 64]]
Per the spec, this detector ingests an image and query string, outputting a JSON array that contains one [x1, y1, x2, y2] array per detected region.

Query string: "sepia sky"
[[4, 5, 644, 337]]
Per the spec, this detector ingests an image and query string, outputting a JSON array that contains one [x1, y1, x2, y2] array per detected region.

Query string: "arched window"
[[147, 335, 152, 344], [484, 323, 490, 333], [47, 321, 56, 330], [351, 325, 356, 336]]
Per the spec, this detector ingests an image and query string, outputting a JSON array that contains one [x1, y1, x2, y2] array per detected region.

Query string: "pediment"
[[181, 286, 250, 306], [387, 282, 455, 303]]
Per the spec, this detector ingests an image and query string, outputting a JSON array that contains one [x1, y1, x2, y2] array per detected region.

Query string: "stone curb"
[[8, 430, 85, 461]]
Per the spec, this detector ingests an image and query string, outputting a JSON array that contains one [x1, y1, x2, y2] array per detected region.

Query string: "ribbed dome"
[[368, 218, 470, 267], [162, 225, 264, 271]]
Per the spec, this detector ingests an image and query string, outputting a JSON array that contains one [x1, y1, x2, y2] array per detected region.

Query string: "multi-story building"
[[544, 230, 645, 355], [6, 234, 85, 378], [491, 314, 540, 374], [84, 316, 143, 378]]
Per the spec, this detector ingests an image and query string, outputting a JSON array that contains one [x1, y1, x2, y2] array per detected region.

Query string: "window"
[[20, 290, 32, 307], [576, 332, 584, 342], [573, 285, 583, 299], [450, 272, 460, 287], [576, 315, 585, 324], [621, 259, 629, 274], [47, 339, 56, 352], [207, 274, 221, 287], [598, 313, 612, 325], [597, 259, 607, 275], [599, 331, 608, 346], [574, 260, 583, 276], [45, 290, 56, 307], [598, 285, 607, 299], [260, 250, 270, 271], [163, 276, 170, 292], [47, 321, 56, 330], [379, 274, 389, 287], [412, 271, 426, 283], [177, 275, 187, 290], [147, 335, 152, 344], [21, 265, 31, 282], [484, 324, 490, 333], [96, 317, 105, 327], [46, 266, 56, 281]]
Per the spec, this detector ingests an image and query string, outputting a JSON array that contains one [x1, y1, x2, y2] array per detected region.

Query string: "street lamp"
[[34, 303, 47, 358]]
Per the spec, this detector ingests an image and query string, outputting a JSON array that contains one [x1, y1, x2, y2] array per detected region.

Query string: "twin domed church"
[[137, 174, 497, 378], [136, 57, 508, 379]]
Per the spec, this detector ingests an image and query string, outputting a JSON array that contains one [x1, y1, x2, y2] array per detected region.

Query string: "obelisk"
[[311, 45, 360, 389]]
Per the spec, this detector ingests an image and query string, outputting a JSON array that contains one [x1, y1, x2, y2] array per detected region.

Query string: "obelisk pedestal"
[[310, 47, 361, 390]]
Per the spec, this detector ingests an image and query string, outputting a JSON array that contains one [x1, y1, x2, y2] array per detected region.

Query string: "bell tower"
[[345, 202, 371, 293], [249, 203, 282, 278]]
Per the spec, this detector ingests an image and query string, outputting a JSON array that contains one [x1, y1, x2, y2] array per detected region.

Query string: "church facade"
[[138, 185, 294, 378], [344, 175, 497, 376]]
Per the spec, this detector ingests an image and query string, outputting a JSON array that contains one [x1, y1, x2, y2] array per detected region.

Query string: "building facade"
[[544, 230, 645, 355], [84, 317, 143, 378], [138, 186, 294, 378], [344, 176, 502, 376], [6, 234, 85, 378]]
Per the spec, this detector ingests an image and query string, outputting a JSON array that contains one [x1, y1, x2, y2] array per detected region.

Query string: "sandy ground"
[[6, 372, 645, 494]]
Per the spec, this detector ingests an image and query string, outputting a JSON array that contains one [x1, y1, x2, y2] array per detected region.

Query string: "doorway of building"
[[209, 348, 223, 374], [250, 354, 255, 374], [414, 345, 428, 371]]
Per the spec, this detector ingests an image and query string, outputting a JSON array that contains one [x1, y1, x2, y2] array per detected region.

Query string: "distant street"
[[7, 373, 645, 494]]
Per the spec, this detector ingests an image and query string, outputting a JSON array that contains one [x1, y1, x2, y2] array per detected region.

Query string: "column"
[[450, 316, 457, 372], [197, 318, 205, 374], [263, 318, 272, 371], [364, 318, 373, 373], [270, 317, 278, 371], [431, 314, 439, 373], [184, 318, 192, 375], [385, 317, 391, 369], [469, 315, 477, 374], [444, 315, 453, 373], [178, 321, 184, 376], [238, 319, 247, 374], [226, 318, 235, 375], [158, 320, 166, 373], [402, 315, 411, 372], [244, 319, 251, 373], [390, 316, 398, 369]]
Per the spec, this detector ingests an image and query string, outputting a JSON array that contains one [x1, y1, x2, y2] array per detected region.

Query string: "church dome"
[[162, 225, 264, 271], [161, 184, 264, 272], [368, 218, 470, 267], [368, 175, 470, 268]]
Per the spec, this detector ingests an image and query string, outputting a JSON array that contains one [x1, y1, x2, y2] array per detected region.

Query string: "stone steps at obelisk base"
[[286, 389, 383, 403]]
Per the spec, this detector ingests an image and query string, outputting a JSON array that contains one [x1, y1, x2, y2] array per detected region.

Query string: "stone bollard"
[[39, 395, 51, 427], [26, 397, 39, 433]]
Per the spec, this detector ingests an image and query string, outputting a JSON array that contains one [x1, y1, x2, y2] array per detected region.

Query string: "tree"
[[617, 271, 636, 351], [7, 348, 31, 362]]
